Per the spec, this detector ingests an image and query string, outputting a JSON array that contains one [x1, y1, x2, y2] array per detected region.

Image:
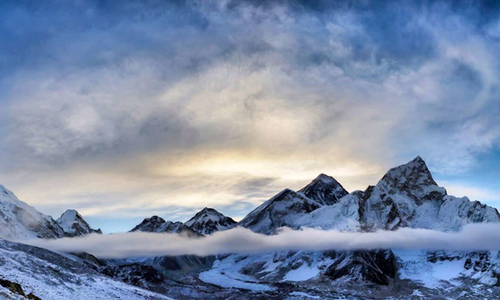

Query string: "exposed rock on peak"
[[57, 209, 102, 237], [185, 207, 236, 235], [293, 156, 499, 232], [377, 156, 446, 202], [130, 216, 202, 237], [299, 173, 348, 205], [130, 216, 166, 232]]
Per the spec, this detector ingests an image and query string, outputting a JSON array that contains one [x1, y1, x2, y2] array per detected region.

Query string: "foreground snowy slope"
[[0, 239, 171, 300]]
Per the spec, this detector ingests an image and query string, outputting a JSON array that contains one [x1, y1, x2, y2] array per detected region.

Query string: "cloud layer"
[[22, 223, 500, 259]]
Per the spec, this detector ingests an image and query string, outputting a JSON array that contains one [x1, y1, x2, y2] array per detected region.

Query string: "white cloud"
[[23, 223, 500, 259]]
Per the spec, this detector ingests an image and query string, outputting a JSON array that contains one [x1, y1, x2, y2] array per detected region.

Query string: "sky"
[[0, 0, 499, 233]]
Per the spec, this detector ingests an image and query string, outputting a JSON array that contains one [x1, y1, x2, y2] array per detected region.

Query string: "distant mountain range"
[[1, 156, 499, 299]]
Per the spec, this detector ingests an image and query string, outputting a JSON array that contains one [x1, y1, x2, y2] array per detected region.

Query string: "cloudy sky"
[[0, 0, 499, 233]]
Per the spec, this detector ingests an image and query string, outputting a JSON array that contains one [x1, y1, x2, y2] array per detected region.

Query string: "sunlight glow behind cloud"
[[0, 1, 499, 230]]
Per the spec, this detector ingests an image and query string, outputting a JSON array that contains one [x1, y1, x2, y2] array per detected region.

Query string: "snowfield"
[[0, 239, 172, 300]]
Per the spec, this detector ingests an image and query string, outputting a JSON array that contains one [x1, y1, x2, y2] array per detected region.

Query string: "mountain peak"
[[199, 207, 219, 215], [57, 209, 101, 237], [130, 216, 202, 237], [185, 207, 237, 235], [299, 173, 348, 205], [376, 156, 446, 203], [130, 216, 166, 232], [316, 173, 337, 183]]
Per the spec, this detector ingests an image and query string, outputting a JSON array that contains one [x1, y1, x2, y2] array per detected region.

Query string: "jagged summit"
[[377, 156, 446, 202], [380, 156, 435, 184], [130, 215, 202, 237], [185, 207, 237, 235], [299, 173, 348, 205], [57, 209, 102, 237], [130, 216, 166, 233]]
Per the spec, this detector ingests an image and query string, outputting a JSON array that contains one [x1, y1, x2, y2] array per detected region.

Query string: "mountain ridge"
[[1, 156, 500, 298]]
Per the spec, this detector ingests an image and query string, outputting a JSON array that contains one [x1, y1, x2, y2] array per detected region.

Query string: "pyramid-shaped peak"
[[299, 173, 348, 205], [199, 207, 221, 215], [147, 215, 166, 223], [413, 155, 424, 162], [57, 209, 101, 237], [129, 215, 167, 232], [407, 155, 427, 167], [185, 207, 237, 235], [377, 156, 446, 200], [384, 156, 433, 182], [187, 207, 228, 223], [315, 173, 338, 184]]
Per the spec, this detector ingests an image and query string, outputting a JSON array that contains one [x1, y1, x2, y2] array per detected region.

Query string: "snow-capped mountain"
[[184, 207, 237, 235], [238, 189, 322, 234], [130, 216, 202, 237], [199, 156, 500, 294], [237, 173, 349, 234], [2, 156, 500, 299], [57, 209, 102, 237], [296, 156, 500, 231], [0, 184, 65, 240], [298, 173, 348, 205]]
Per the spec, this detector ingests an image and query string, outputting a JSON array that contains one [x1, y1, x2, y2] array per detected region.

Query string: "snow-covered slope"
[[297, 156, 500, 231], [238, 189, 322, 234], [56, 209, 102, 237], [0, 238, 172, 300], [185, 207, 237, 235], [130, 215, 202, 237], [0, 184, 65, 240], [298, 173, 348, 205]]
